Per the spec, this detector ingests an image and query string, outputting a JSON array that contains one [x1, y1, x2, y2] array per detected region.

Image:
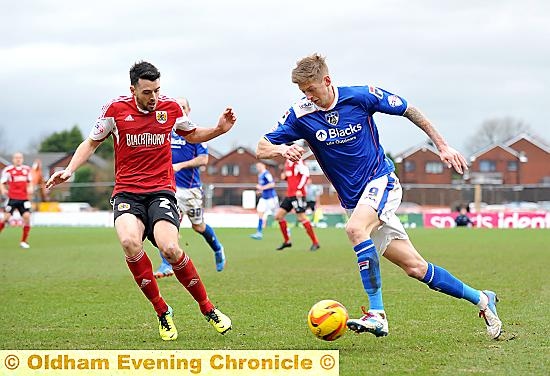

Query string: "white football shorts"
[[346, 172, 409, 254], [257, 196, 279, 216], [175, 187, 204, 225]]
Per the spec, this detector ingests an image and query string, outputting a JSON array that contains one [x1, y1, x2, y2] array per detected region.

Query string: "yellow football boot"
[[158, 306, 178, 341]]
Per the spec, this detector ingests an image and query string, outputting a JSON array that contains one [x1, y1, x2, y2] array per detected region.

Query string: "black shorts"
[[111, 191, 180, 248], [306, 200, 316, 212], [280, 196, 306, 214], [5, 199, 32, 215]]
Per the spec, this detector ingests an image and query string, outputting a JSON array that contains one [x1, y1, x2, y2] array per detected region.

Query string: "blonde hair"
[[291, 53, 329, 85]]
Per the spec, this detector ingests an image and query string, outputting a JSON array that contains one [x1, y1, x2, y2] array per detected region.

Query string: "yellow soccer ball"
[[307, 299, 348, 341]]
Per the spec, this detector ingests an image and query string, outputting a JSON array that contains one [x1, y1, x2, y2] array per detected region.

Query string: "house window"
[[221, 164, 239, 176], [404, 161, 416, 172], [250, 164, 258, 175], [507, 161, 518, 172], [207, 165, 218, 175], [479, 160, 496, 172], [425, 161, 443, 174]]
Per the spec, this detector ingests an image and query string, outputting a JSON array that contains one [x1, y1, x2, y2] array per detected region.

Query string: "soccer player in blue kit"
[[154, 97, 226, 277], [250, 161, 279, 240], [256, 53, 502, 339]]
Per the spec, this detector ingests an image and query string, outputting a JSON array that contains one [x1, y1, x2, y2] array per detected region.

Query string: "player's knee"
[[119, 236, 142, 253], [192, 223, 206, 233], [345, 222, 367, 243], [159, 242, 181, 262], [403, 261, 428, 280]]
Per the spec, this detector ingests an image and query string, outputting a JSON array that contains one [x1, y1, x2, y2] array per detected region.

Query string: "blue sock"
[[422, 263, 480, 304], [257, 218, 263, 233], [199, 224, 222, 253], [159, 251, 171, 267], [354, 239, 384, 311]]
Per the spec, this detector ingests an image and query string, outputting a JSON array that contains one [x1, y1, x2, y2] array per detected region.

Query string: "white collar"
[[315, 86, 339, 111]]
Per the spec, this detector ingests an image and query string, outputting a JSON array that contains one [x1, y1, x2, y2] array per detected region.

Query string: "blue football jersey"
[[264, 85, 408, 209], [259, 170, 277, 199], [171, 131, 208, 189]]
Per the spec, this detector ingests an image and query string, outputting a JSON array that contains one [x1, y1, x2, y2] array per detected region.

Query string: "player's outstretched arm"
[[256, 138, 304, 161], [45, 138, 102, 189], [184, 107, 236, 143], [173, 154, 208, 172], [403, 106, 468, 174]]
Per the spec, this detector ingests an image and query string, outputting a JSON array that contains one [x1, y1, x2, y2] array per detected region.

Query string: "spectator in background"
[[455, 205, 473, 227], [0, 152, 33, 249], [250, 161, 279, 240]]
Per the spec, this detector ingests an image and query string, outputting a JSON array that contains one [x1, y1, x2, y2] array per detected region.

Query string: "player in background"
[[46, 61, 234, 341], [257, 53, 502, 339], [154, 97, 226, 278], [305, 177, 323, 225], [249, 161, 279, 240], [273, 157, 320, 251], [0, 152, 33, 248]]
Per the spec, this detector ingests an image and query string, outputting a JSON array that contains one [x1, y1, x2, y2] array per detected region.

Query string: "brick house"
[[504, 133, 550, 184], [469, 133, 550, 185], [468, 144, 526, 184], [201, 146, 279, 205], [394, 141, 456, 184]]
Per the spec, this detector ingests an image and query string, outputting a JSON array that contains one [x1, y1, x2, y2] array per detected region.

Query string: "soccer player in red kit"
[[274, 157, 320, 251], [46, 61, 235, 341], [0, 152, 34, 248]]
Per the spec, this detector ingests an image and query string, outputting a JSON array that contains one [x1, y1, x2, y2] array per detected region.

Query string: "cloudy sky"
[[1, 0, 549, 157]]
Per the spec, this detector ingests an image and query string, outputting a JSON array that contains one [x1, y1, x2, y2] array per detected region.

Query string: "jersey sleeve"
[[89, 101, 116, 141], [0, 168, 8, 184], [263, 108, 302, 145], [361, 85, 408, 116], [264, 171, 274, 184], [173, 111, 197, 136], [196, 142, 208, 155]]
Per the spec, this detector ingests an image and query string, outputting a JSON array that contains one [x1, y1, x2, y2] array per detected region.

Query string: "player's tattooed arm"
[[403, 105, 468, 174], [403, 106, 448, 150]]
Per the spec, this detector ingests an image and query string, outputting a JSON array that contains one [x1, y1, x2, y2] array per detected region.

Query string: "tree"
[[465, 117, 531, 154], [69, 165, 95, 202], [95, 136, 114, 159], [39, 125, 84, 152]]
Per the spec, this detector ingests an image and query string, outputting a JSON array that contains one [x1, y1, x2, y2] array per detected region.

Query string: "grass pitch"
[[1, 226, 549, 375]]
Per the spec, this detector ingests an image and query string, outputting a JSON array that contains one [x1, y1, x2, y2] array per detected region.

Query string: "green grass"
[[1, 226, 549, 375]]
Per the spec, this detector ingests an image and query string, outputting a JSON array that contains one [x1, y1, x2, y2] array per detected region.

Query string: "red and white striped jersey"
[[284, 159, 310, 197], [1, 164, 32, 200], [89, 95, 196, 197]]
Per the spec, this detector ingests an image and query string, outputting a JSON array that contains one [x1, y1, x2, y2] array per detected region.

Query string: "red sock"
[[301, 220, 319, 245], [0, 222, 4, 232], [172, 253, 214, 314], [278, 220, 290, 242], [22, 225, 30, 242], [126, 250, 168, 316]]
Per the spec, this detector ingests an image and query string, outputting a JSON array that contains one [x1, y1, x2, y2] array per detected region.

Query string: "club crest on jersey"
[[93, 120, 105, 136], [324, 111, 339, 126], [156, 111, 168, 124], [387, 95, 403, 107]]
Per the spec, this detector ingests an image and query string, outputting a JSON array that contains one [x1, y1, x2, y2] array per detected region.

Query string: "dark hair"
[[129, 61, 160, 85]]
